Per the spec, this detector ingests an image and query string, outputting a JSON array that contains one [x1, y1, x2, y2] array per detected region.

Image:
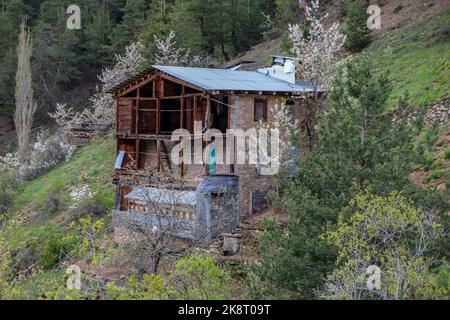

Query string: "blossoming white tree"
[[289, 0, 346, 92], [50, 42, 145, 133], [154, 31, 190, 66], [154, 31, 210, 67]]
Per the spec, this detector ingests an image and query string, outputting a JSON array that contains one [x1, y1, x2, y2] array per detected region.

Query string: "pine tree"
[[252, 58, 427, 299], [344, 0, 371, 52], [110, 0, 147, 54], [0, 0, 28, 117]]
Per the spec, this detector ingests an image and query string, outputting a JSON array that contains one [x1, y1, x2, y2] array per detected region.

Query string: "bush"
[[40, 181, 66, 216], [40, 234, 79, 270], [426, 170, 442, 182], [344, 0, 372, 52], [444, 150, 450, 160], [322, 192, 445, 300], [171, 255, 231, 300], [72, 189, 114, 218], [0, 172, 19, 216]]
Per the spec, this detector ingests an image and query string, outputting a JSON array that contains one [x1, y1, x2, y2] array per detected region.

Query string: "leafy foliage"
[[322, 192, 445, 300], [252, 58, 447, 299]]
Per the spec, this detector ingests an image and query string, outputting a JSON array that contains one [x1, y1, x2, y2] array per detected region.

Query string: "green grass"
[[444, 150, 450, 160], [368, 11, 450, 108], [12, 133, 116, 212]]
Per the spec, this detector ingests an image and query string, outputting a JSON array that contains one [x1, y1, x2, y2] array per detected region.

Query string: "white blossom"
[[289, 0, 346, 92], [0, 153, 20, 172], [69, 185, 95, 209], [154, 31, 211, 67]]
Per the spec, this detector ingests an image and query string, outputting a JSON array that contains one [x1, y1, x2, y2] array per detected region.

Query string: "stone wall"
[[229, 93, 317, 216], [400, 99, 450, 126]]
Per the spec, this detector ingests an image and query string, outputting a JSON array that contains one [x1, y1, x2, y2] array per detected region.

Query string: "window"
[[254, 98, 267, 122], [285, 100, 296, 124]]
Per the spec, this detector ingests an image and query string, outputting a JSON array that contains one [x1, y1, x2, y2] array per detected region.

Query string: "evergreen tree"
[[82, 2, 114, 67], [252, 58, 444, 299], [110, 0, 147, 54], [344, 0, 371, 52], [0, 0, 28, 116]]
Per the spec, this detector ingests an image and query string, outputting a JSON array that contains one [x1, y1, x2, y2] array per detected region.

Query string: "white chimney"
[[257, 56, 297, 84]]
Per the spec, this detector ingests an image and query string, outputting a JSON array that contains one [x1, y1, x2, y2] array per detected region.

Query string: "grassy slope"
[[13, 133, 116, 213], [0, 133, 116, 298], [368, 10, 450, 108]]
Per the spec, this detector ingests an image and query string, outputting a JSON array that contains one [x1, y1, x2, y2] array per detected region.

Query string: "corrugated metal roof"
[[154, 65, 318, 93]]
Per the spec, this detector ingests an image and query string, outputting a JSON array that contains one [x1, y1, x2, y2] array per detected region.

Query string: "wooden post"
[[180, 86, 185, 177], [205, 96, 211, 176], [193, 96, 197, 122], [156, 78, 161, 172], [180, 85, 185, 129], [157, 139, 161, 172], [135, 88, 140, 168]]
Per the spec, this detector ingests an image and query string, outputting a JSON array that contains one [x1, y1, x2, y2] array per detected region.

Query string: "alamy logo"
[[170, 122, 281, 176], [67, 5, 81, 30], [367, 5, 381, 30], [66, 265, 81, 290], [366, 265, 381, 290]]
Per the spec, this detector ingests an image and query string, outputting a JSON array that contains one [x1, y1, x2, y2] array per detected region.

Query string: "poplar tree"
[[15, 20, 37, 162]]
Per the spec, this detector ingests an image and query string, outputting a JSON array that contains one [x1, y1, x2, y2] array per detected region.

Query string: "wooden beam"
[[193, 96, 198, 125], [135, 88, 140, 169], [116, 74, 158, 98], [159, 73, 206, 93]]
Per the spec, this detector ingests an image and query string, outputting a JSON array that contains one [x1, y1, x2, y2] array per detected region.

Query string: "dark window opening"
[[211, 95, 229, 133], [160, 99, 181, 133], [163, 80, 182, 97], [124, 89, 137, 98], [254, 98, 267, 122], [138, 140, 158, 170], [285, 100, 295, 124], [140, 83, 154, 97], [185, 86, 202, 94], [183, 97, 195, 133]]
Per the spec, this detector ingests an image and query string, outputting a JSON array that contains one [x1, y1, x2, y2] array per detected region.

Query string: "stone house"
[[108, 56, 320, 241]]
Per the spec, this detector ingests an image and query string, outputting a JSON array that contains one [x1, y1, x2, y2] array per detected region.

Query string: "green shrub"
[[73, 189, 114, 218], [426, 170, 442, 182], [424, 153, 436, 170], [171, 255, 231, 300], [40, 234, 79, 270], [40, 181, 66, 215], [0, 172, 19, 215], [444, 150, 450, 160]]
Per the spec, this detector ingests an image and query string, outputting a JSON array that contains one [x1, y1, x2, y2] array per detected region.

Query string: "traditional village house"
[[108, 56, 321, 241]]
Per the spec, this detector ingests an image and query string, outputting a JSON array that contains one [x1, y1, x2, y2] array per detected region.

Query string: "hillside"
[[229, 7, 450, 108], [0, 1, 449, 301], [0, 134, 116, 298]]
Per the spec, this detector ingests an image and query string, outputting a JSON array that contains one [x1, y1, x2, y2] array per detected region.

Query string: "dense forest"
[[0, 0, 305, 120]]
